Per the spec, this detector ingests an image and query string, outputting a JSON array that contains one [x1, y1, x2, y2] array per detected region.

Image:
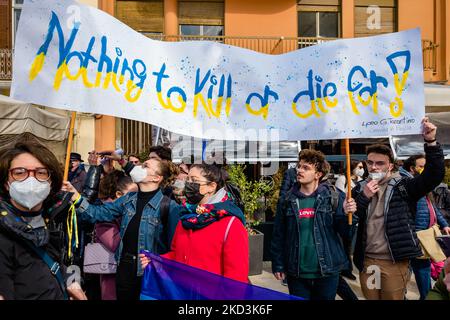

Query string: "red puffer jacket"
[[162, 216, 249, 283]]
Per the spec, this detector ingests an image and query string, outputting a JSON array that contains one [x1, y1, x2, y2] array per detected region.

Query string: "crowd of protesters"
[[1, 117, 450, 301]]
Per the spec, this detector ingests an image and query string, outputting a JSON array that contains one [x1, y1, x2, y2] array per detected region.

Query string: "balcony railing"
[[0, 49, 13, 81], [146, 34, 336, 54], [0, 37, 439, 81]]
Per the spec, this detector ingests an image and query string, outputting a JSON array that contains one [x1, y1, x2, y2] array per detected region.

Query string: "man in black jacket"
[[68, 152, 87, 193], [352, 117, 445, 300]]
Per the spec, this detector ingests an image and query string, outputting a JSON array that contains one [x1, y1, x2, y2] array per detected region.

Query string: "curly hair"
[[153, 159, 179, 189], [298, 149, 330, 182], [98, 170, 134, 200]]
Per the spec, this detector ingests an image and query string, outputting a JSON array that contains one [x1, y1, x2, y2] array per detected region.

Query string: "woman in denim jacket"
[[63, 157, 181, 300]]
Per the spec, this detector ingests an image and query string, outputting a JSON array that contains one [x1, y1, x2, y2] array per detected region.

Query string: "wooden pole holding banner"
[[63, 112, 77, 181], [344, 138, 353, 225]]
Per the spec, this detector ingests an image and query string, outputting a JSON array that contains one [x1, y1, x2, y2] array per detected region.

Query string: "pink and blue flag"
[[140, 252, 302, 300]]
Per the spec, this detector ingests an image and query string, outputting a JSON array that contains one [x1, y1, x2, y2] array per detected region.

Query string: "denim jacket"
[[76, 189, 181, 275], [271, 183, 353, 277]]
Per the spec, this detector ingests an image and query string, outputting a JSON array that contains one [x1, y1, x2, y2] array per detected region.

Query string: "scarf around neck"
[[180, 188, 245, 230]]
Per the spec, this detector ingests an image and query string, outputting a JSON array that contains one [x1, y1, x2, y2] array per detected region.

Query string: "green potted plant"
[[253, 165, 287, 261], [444, 166, 450, 186], [226, 164, 272, 275]]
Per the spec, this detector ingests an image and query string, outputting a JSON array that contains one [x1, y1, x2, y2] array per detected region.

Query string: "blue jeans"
[[287, 274, 340, 300], [410, 258, 431, 300]]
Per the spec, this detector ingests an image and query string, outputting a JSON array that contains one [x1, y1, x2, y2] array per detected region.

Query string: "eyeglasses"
[[186, 177, 210, 185], [9, 167, 51, 182], [366, 160, 388, 168], [130, 160, 140, 165]]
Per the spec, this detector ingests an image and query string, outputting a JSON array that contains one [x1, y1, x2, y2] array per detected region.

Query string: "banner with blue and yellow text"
[[11, 0, 425, 141]]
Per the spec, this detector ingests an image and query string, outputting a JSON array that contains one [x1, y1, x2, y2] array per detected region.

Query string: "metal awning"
[[390, 84, 450, 159], [0, 94, 70, 141], [167, 134, 301, 163], [390, 111, 450, 160]]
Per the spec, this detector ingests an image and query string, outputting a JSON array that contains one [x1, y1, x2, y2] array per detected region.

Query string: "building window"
[[12, 0, 23, 45], [115, 0, 164, 34], [297, 0, 340, 49], [298, 11, 339, 38], [120, 119, 152, 156], [180, 25, 223, 37], [354, 0, 397, 38], [178, 0, 224, 28]]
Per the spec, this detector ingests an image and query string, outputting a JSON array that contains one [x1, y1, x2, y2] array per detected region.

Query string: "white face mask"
[[353, 168, 364, 177], [172, 179, 185, 190], [369, 171, 386, 181], [9, 177, 51, 210], [130, 165, 148, 183]]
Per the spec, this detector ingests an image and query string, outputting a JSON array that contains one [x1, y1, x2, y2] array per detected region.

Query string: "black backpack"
[[158, 195, 172, 253], [433, 186, 450, 222]]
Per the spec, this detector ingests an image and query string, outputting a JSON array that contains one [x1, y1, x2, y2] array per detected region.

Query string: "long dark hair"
[[191, 163, 225, 192]]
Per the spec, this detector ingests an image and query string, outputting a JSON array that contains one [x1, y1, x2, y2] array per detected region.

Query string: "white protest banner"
[[11, 0, 425, 141]]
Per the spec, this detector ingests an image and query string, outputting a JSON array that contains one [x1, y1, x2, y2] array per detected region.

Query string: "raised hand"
[[88, 150, 101, 166], [422, 117, 437, 143], [61, 181, 80, 202]]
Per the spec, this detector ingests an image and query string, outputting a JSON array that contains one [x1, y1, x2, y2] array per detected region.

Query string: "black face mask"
[[184, 181, 205, 204]]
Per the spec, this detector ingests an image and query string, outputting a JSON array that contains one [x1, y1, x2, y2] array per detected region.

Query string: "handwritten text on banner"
[[11, 0, 425, 141]]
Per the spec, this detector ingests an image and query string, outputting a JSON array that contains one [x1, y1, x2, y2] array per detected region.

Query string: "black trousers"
[[116, 254, 142, 301]]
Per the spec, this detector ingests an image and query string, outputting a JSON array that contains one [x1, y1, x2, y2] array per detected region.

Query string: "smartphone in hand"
[[436, 235, 450, 257]]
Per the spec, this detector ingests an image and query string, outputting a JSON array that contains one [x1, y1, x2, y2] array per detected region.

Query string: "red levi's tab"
[[298, 208, 315, 219]]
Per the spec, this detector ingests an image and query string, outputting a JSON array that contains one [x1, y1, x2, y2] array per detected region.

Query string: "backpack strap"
[[223, 216, 236, 243], [21, 240, 68, 300], [159, 195, 172, 250], [326, 183, 340, 212], [160, 195, 171, 227]]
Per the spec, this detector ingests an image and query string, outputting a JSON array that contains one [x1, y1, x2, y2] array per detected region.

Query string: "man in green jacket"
[[427, 257, 450, 300]]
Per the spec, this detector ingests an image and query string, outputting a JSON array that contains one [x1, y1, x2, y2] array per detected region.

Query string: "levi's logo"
[[298, 208, 315, 219]]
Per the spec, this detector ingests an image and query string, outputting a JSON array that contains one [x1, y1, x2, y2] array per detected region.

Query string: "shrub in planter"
[[226, 164, 272, 275]]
